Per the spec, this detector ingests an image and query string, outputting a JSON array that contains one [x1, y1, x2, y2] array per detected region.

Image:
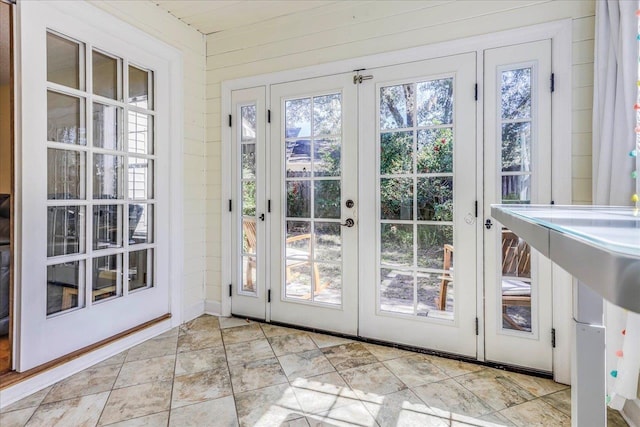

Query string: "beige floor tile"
[[103, 411, 169, 427], [361, 388, 448, 427], [175, 346, 227, 376], [172, 367, 232, 409], [339, 362, 406, 400], [179, 315, 220, 335], [235, 383, 304, 427], [540, 388, 570, 416], [125, 336, 178, 363], [455, 368, 535, 411], [383, 354, 448, 387], [268, 333, 318, 357], [307, 333, 353, 349], [177, 329, 223, 353], [280, 418, 311, 427], [412, 378, 493, 419], [450, 411, 516, 426], [219, 317, 254, 329], [93, 351, 128, 369], [310, 401, 378, 427], [0, 386, 52, 413], [501, 370, 568, 397], [261, 324, 305, 338], [499, 399, 570, 427], [221, 323, 265, 344], [27, 392, 109, 427], [229, 357, 288, 393], [99, 381, 172, 425], [279, 349, 336, 380], [291, 372, 359, 415], [169, 395, 238, 427], [321, 342, 377, 371], [363, 343, 412, 361], [225, 338, 275, 366], [0, 406, 37, 427], [425, 355, 483, 377], [43, 365, 120, 404], [153, 328, 180, 340], [114, 355, 175, 389]]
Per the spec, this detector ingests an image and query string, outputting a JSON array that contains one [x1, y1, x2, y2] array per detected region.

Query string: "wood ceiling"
[[153, 1, 337, 35]]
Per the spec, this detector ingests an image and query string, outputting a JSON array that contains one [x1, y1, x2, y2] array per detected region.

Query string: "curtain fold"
[[592, 0, 640, 411]]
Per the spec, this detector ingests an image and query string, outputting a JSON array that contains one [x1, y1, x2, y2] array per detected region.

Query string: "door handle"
[[484, 219, 493, 230], [340, 218, 355, 227], [259, 213, 265, 221]]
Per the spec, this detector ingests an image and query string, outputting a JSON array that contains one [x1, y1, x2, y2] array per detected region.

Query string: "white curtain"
[[592, 0, 640, 411]]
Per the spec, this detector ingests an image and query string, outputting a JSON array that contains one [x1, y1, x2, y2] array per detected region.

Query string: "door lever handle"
[[259, 213, 265, 221], [484, 219, 493, 230], [340, 218, 355, 227]]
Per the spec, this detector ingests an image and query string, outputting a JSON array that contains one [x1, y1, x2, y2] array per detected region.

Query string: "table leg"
[[571, 281, 606, 427]]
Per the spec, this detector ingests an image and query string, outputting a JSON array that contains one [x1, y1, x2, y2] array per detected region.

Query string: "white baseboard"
[[0, 318, 172, 409], [622, 399, 640, 427], [204, 299, 221, 316], [183, 300, 205, 323]]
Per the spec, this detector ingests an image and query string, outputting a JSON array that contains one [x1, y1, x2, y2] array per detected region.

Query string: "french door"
[[268, 74, 358, 334], [483, 40, 553, 371], [228, 42, 555, 370], [19, 2, 171, 370], [358, 53, 478, 356]]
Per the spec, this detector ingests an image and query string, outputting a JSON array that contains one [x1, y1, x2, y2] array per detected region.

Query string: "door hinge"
[[228, 199, 232, 212], [229, 284, 232, 297], [475, 317, 479, 335], [550, 73, 555, 93], [474, 201, 478, 218], [267, 109, 271, 123], [551, 328, 556, 348], [353, 74, 373, 84], [228, 114, 232, 127], [267, 289, 271, 303], [474, 83, 478, 101], [268, 199, 271, 213]]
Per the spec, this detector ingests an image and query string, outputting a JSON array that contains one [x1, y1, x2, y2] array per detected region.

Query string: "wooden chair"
[[242, 219, 325, 298], [434, 230, 531, 329], [500, 230, 531, 330], [436, 244, 454, 310]]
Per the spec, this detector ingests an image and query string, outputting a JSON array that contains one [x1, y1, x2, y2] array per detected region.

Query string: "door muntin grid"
[[497, 64, 537, 335], [283, 93, 343, 306], [377, 76, 456, 321], [46, 30, 157, 316]]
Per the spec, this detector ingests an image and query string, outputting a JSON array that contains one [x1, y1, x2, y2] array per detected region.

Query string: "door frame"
[[14, 0, 184, 371], [220, 19, 572, 383]]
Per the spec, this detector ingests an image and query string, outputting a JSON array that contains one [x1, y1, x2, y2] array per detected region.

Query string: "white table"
[[491, 205, 640, 427]]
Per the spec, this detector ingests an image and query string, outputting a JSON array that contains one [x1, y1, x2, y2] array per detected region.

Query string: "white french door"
[[19, 2, 171, 370], [358, 53, 479, 356], [483, 40, 553, 371], [268, 74, 358, 334]]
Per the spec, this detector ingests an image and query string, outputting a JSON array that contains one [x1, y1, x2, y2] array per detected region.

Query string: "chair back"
[[501, 230, 531, 278]]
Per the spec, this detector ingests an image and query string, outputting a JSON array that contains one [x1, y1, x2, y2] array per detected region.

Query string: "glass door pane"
[[499, 66, 534, 333], [284, 93, 343, 305], [378, 77, 455, 320]]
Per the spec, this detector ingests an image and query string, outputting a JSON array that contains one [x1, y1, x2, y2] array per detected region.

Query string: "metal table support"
[[491, 205, 640, 427]]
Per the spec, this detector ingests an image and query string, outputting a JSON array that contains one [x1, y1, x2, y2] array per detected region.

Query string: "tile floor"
[[0, 315, 630, 427]]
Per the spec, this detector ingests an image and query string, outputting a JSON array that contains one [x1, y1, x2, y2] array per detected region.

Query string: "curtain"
[[592, 0, 640, 411]]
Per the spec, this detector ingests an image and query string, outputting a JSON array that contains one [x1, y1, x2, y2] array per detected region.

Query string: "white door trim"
[[14, 0, 184, 371], [221, 19, 572, 382]]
